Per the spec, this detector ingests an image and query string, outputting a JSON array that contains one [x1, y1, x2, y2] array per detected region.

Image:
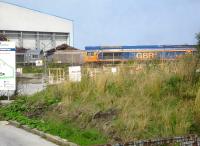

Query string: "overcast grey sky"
[[1, 0, 200, 49]]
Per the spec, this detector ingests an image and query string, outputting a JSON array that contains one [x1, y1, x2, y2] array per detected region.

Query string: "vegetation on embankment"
[[0, 90, 107, 146], [1, 55, 200, 145]]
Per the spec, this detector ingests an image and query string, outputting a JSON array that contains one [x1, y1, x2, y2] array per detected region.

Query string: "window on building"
[[32, 54, 39, 59], [16, 54, 25, 63]]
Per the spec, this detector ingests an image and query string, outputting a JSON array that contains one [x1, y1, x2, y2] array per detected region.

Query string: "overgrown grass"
[[55, 56, 200, 141], [1, 55, 200, 145]]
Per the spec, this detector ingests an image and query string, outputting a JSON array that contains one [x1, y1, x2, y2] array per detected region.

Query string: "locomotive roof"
[[85, 45, 196, 51]]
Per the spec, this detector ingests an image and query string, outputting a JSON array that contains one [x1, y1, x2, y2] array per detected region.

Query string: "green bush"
[[105, 81, 123, 97], [161, 75, 182, 96]]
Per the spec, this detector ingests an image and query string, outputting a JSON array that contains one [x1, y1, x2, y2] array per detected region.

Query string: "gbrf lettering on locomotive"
[[136, 52, 156, 59]]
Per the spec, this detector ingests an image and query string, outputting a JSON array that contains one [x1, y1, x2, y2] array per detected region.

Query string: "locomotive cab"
[[84, 51, 98, 63]]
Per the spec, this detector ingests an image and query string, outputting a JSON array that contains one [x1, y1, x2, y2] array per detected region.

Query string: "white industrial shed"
[[0, 2, 73, 50]]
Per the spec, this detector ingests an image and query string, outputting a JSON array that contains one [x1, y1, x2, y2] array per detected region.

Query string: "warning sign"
[[69, 66, 81, 82]]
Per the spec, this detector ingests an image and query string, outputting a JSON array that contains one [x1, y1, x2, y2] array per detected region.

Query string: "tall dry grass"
[[46, 55, 200, 141]]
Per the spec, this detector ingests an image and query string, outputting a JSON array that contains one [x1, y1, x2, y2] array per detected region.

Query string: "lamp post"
[[41, 43, 48, 80]]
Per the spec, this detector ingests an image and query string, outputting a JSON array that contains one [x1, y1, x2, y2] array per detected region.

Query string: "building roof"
[[0, 1, 73, 33], [46, 44, 81, 55], [16, 47, 42, 54]]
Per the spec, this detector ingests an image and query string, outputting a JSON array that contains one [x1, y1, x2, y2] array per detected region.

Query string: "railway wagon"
[[84, 45, 196, 63]]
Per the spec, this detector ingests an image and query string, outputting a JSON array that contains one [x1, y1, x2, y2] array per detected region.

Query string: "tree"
[[191, 33, 200, 83], [196, 33, 200, 56]]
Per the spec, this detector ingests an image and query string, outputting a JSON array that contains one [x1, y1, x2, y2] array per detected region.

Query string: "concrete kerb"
[[9, 120, 78, 146], [21, 125, 32, 133], [32, 128, 46, 137], [9, 120, 21, 128], [0, 100, 14, 105]]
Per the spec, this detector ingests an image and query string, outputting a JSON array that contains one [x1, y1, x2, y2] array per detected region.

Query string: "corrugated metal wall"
[[0, 2, 74, 47], [0, 30, 69, 51]]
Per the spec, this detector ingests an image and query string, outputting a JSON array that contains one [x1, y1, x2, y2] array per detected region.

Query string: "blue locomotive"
[[84, 45, 196, 63]]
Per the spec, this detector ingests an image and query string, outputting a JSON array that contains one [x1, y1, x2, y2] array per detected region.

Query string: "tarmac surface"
[[0, 121, 58, 146]]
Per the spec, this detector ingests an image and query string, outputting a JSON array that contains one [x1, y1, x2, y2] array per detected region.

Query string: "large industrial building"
[[0, 1, 73, 51]]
